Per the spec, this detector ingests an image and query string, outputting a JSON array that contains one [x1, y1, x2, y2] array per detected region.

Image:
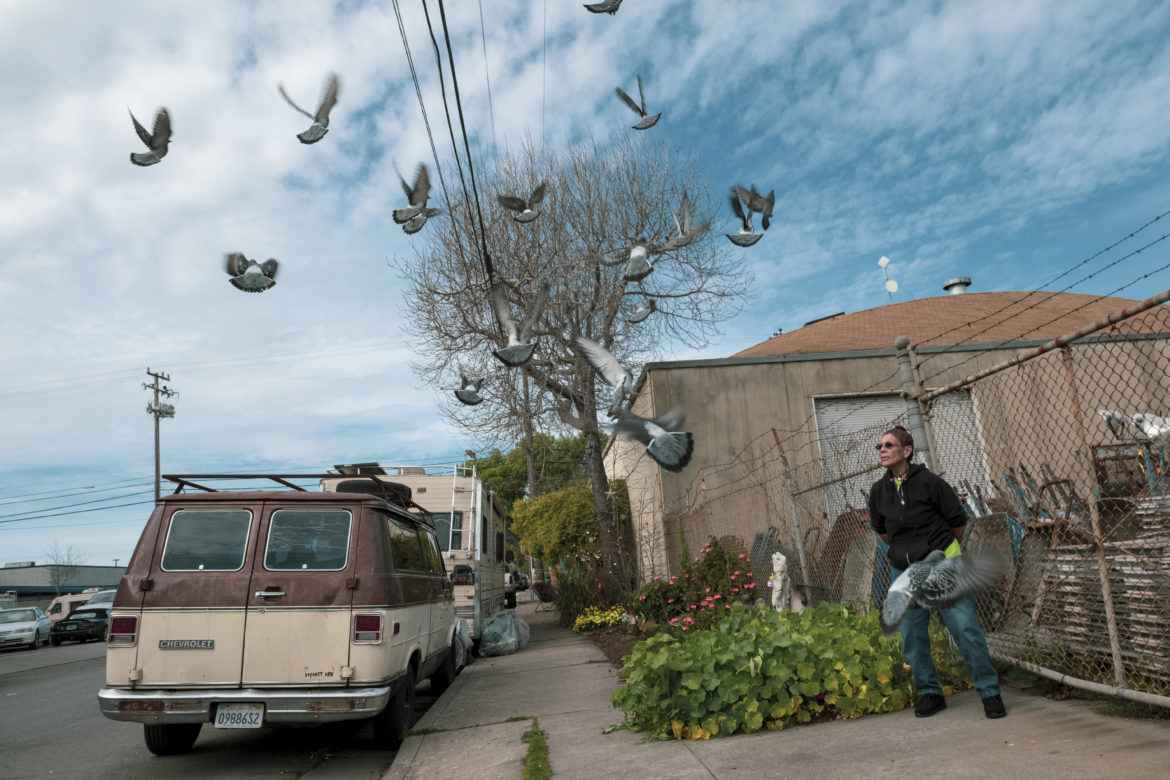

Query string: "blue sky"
[[2, 0, 1169, 566]]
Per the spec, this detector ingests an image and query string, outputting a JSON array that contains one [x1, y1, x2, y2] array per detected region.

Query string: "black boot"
[[915, 693, 947, 718]]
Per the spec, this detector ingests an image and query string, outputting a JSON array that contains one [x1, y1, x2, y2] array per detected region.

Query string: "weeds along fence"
[[661, 290, 1170, 706]]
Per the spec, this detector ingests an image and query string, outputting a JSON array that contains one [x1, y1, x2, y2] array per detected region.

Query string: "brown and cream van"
[[98, 474, 456, 755]]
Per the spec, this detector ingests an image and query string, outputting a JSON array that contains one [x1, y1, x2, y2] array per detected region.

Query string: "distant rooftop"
[[734, 292, 1170, 358]]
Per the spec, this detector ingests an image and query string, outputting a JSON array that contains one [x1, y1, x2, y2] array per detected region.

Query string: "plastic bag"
[[479, 611, 531, 657], [454, 618, 473, 669]]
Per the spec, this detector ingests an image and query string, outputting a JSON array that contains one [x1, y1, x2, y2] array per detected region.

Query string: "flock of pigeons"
[[123, 3, 773, 476], [1099, 409, 1170, 447]]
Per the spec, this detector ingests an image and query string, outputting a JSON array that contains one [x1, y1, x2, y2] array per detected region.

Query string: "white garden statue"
[[770, 551, 804, 613]]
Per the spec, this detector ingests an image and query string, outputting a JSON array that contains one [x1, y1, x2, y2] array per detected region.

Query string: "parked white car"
[[0, 607, 52, 651]]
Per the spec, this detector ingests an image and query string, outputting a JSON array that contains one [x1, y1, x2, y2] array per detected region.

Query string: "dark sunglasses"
[[875, 441, 902, 451]]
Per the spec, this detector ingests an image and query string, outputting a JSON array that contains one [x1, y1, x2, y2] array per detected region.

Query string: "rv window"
[[386, 516, 427, 572], [161, 509, 252, 571], [430, 511, 463, 551], [264, 510, 351, 571], [496, 531, 504, 562]]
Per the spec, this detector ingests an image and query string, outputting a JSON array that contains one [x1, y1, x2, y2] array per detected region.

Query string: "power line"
[[437, 0, 494, 281], [476, 0, 498, 153]]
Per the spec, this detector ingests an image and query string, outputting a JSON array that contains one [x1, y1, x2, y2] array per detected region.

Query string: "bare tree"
[[396, 135, 751, 591], [44, 541, 85, 596]]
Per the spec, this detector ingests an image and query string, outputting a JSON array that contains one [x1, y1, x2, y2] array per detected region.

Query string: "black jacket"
[[867, 462, 966, 569]]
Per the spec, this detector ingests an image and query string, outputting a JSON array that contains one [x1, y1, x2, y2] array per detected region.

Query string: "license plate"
[[214, 703, 264, 729]]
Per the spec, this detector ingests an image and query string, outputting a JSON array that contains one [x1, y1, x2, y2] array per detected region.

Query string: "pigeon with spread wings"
[[498, 181, 547, 223], [880, 549, 1007, 634], [584, 0, 622, 14], [626, 299, 657, 324], [737, 185, 776, 231], [615, 75, 661, 130], [490, 280, 550, 367], [225, 252, 278, 293], [454, 376, 485, 406], [726, 190, 762, 247], [573, 334, 633, 418], [278, 73, 340, 144], [393, 164, 442, 235], [129, 107, 172, 167], [613, 407, 694, 473]]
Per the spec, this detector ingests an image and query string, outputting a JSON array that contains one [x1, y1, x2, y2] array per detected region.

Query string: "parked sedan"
[[51, 607, 110, 646], [0, 607, 52, 651]]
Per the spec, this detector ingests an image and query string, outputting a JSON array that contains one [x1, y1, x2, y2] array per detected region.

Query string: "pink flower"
[[654, 575, 661, 581], [639, 595, 646, 600], [732, 587, 739, 593], [730, 574, 737, 580], [667, 598, 675, 604], [705, 587, 711, 592], [739, 553, 746, 559]]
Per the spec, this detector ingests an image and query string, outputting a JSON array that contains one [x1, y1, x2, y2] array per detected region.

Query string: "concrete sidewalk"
[[385, 601, 1170, 779]]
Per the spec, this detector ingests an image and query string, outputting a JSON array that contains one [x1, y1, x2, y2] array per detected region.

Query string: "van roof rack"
[[161, 473, 429, 515]]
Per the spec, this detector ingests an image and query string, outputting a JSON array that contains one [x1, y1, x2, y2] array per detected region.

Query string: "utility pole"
[[144, 368, 176, 502]]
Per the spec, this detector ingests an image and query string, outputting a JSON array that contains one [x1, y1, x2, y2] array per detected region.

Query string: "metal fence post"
[[895, 336, 935, 471], [1059, 346, 1127, 689]]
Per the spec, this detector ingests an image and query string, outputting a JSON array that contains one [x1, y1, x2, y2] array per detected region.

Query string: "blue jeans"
[[889, 566, 1000, 699]]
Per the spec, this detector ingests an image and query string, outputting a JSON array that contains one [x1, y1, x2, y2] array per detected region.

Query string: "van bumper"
[[97, 685, 392, 724]]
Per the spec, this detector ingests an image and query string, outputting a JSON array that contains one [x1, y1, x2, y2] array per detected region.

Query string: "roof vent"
[[942, 277, 972, 295]]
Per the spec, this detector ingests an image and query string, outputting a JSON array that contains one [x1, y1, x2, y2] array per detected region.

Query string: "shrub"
[[631, 536, 758, 631], [611, 601, 972, 739], [573, 605, 626, 633], [552, 562, 605, 627]]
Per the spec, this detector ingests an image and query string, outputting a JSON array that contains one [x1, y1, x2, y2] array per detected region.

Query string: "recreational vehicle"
[[322, 463, 506, 643]]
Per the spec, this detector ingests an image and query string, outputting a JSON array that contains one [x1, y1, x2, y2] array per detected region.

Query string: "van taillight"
[[353, 614, 382, 643], [108, 616, 138, 646]]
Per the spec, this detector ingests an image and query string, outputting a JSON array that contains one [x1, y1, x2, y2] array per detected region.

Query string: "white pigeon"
[[1098, 409, 1136, 441], [615, 75, 661, 131], [613, 407, 694, 473], [584, 0, 622, 14], [278, 73, 340, 144], [393, 164, 443, 234], [573, 334, 633, 418], [225, 252, 278, 293], [726, 191, 762, 247], [128, 107, 172, 167], [588, 248, 626, 267], [880, 549, 1007, 634], [1132, 412, 1170, 447], [737, 185, 776, 231], [497, 181, 547, 223], [489, 280, 550, 367], [625, 299, 657, 324], [622, 241, 656, 282], [454, 376, 484, 406]]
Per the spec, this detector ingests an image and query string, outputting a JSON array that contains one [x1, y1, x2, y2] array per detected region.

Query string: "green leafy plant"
[[573, 605, 626, 632], [631, 536, 759, 631], [552, 561, 605, 627], [612, 601, 971, 739]]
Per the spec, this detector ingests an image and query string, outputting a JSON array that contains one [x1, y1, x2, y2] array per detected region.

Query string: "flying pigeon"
[[625, 299, 657, 324], [393, 164, 443, 234], [879, 549, 1007, 634], [128, 107, 172, 167], [1132, 412, 1170, 447], [277, 73, 340, 144], [489, 280, 550, 367], [737, 185, 776, 231], [225, 252, 278, 293], [1098, 409, 1136, 441], [454, 375, 484, 406], [573, 334, 633, 418], [726, 191, 762, 247], [588, 248, 626, 267], [497, 181, 547, 223], [584, 0, 622, 13], [621, 240, 659, 282], [615, 75, 661, 131], [663, 191, 708, 250], [613, 407, 694, 473]]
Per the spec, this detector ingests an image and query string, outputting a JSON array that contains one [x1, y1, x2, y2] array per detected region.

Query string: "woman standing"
[[867, 425, 1006, 719]]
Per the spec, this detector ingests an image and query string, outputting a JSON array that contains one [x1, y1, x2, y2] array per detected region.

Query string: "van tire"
[[429, 643, 457, 695], [505, 591, 517, 609], [143, 723, 201, 756], [373, 676, 415, 750]]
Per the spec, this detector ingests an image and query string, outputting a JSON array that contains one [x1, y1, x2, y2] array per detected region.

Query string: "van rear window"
[[162, 510, 253, 571], [264, 510, 351, 571]]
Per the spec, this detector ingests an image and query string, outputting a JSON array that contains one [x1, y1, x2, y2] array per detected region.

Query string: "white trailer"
[[321, 463, 506, 643]]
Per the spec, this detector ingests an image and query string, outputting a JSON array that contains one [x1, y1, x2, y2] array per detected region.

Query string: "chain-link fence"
[[657, 292, 1170, 705]]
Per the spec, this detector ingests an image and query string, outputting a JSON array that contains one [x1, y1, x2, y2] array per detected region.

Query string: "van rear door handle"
[[255, 591, 286, 598]]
